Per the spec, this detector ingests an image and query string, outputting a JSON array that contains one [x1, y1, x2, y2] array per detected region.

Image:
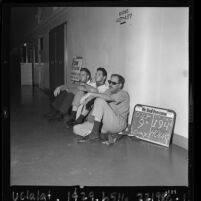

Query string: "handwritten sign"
[[116, 9, 132, 25], [130, 104, 176, 147], [71, 57, 83, 82]]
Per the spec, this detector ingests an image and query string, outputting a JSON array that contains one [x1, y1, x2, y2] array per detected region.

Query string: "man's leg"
[[76, 98, 106, 142], [56, 92, 74, 121], [81, 98, 126, 142], [69, 97, 96, 126], [66, 90, 85, 126], [44, 91, 67, 120], [85, 98, 110, 140], [52, 91, 68, 111]]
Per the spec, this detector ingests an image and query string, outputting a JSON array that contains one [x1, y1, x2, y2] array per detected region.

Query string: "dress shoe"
[[99, 133, 109, 141], [66, 114, 86, 127], [77, 132, 100, 143], [65, 119, 75, 128]]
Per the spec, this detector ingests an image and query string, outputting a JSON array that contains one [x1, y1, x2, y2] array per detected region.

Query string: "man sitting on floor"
[[66, 67, 109, 127], [44, 68, 92, 121], [73, 74, 130, 142]]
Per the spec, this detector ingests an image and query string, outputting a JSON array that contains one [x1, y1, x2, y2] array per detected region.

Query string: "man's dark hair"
[[111, 74, 125, 89], [80, 68, 91, 80], [97, 67, 107, 79]]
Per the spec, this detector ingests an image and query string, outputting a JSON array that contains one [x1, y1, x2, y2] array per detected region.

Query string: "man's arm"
[[59, 84, 69, 91], [54, 84, 69, 96], [87, 90, 116, 102], [77, 83, 98, 93]]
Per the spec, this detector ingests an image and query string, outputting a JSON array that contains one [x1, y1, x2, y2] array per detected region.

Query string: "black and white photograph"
[[2, 3, 193, 200]]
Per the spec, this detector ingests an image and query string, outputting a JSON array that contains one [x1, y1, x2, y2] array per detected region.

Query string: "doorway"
[[49, 22, 66, 92]]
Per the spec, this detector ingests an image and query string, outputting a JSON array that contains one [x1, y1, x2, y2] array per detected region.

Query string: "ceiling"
[[10, 7, 38, 48]]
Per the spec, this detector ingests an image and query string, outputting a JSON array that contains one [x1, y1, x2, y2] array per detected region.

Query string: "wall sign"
[[130, 104, 176, 147], [71, 57, 83, 82], [116, 9, 132, 25]]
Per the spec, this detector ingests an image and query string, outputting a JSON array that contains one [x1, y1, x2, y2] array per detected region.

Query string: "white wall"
[[65, 7, 189, 139]]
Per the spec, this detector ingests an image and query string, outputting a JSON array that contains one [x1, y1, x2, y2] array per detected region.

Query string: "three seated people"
[[45, 67, 130, 143], [73, 73, 130, 142]]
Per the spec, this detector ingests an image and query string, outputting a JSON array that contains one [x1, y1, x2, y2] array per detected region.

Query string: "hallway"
[[10, 86, 188, 186]]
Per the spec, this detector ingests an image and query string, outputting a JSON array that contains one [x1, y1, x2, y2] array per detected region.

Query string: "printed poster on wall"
[[71, 57, 83, 82]]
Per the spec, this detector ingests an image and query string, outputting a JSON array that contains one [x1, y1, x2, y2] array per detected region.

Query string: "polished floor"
[[10, 86, 188, 186]]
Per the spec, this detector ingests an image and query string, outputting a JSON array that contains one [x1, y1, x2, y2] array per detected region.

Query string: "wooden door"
[[49, 23, 65, 92]]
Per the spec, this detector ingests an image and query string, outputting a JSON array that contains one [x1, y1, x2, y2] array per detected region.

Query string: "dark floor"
[[10, 86, 188, 186]]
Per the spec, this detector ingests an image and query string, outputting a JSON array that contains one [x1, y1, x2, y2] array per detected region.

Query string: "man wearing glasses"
[[73, 74, 130, 142]]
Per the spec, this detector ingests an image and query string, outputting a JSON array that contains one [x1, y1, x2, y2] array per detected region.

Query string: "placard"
[[70, 57, 83, 82], [130, 104, 176, 147]]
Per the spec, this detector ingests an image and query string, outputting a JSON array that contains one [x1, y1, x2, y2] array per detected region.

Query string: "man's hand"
[[54, 86, 61, 97], [60, 85, 69, 91], [77, 85, 86, 91]]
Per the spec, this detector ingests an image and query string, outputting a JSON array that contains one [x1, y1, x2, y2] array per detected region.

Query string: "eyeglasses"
[[108, 80, 119, 85]]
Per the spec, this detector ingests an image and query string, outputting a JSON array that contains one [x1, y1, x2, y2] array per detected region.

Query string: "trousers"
[[73, 98, 128, 136], [52, 91, 74, 114], [72, 90, 86, 108]]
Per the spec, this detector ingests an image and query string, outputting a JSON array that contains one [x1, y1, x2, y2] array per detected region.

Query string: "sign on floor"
[[130, 104, 176, 147]]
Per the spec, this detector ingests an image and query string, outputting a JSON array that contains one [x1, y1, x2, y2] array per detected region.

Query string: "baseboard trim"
[[172, 133, 188, 150]]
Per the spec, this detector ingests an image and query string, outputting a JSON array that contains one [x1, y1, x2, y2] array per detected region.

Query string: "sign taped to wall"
[[116, 8, 132, 25], [130, 104, 176, 147], [71, 57, 83, 82]]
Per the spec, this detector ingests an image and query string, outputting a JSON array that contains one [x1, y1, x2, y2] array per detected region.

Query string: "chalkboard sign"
[[130, 104, 176, 147]]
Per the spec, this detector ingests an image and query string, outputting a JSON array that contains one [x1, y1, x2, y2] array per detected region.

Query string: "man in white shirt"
[[44, 68, 92, 121], [66, 67, 108, 127]]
